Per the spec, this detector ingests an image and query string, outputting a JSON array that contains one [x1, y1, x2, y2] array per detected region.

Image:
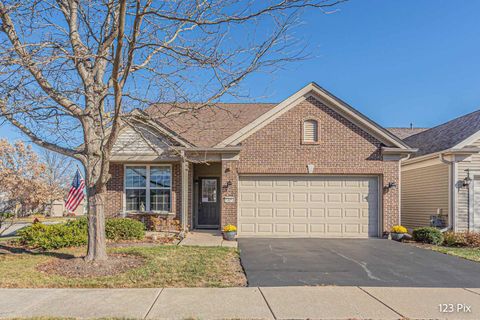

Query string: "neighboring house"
[[394, 110, 480, 232], [49, 199, 86, 217], [387, 127, 429, 139], [106, 82, 415, 238]]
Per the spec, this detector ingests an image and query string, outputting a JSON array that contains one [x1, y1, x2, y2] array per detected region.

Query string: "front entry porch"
[[180, 230, 237, 247], [192, 162, 222, 230]]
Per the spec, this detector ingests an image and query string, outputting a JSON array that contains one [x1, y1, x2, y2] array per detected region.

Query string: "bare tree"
[[0, 0, 346, 261], [41, 149, 75, 194]]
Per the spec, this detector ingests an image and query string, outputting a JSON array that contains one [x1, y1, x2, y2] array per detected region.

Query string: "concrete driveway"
[[238, 238, 480, 287]]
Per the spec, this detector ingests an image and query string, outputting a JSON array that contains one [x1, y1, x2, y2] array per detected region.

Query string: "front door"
[[197, 177, 220, 228]]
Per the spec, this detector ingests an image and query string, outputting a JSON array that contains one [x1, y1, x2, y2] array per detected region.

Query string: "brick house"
[[107, 83, 415, 238]]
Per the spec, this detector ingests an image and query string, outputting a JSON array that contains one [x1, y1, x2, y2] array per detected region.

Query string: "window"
[[125, 165, 171, 212], [303, 119, 318, 143], [201, 179, 217, 203]]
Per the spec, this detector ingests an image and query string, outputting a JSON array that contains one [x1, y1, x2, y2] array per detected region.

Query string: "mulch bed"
[[108, 237, 180, 248], [37, 253, 145, 278]]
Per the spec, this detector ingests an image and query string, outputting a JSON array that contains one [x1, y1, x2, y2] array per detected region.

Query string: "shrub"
[[18, 217, 144, 249], [105, 218, 145, 241], [444, 232, 480, 247], [18, 218, 88, 250], [443, 232, 467, 247], [412, 227, 444, 245]]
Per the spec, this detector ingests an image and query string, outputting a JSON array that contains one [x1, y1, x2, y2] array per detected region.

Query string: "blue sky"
[[1, 0, 480, 142]]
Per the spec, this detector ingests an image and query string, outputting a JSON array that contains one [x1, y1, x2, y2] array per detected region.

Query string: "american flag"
[[65, 169, 85, 213]]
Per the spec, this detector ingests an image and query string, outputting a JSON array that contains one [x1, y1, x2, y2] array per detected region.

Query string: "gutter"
[[173, 146, 242, 153], [381, 147, 418, 155], [403, 147, 480, 165]]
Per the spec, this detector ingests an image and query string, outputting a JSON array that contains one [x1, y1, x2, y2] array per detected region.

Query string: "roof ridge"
[[387, 126, 429, 129], [406, 108, 480, 140], [151, 102, 278, 105]]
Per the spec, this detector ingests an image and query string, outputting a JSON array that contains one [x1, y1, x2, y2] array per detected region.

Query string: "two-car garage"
[[237, 175, 380, 238]]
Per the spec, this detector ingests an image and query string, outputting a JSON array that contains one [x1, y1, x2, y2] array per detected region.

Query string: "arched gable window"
[[303, 119, 318, 143]]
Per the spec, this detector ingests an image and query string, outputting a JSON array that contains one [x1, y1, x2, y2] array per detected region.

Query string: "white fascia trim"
[[403, 148, 480, 166], [454, 129, 480, 149], [215, 82, 409, 149]]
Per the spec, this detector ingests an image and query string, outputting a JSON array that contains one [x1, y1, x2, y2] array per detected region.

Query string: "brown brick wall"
[[221, 160, 239, 227], [171, 163, 181, 218], [224, 95, 400, 232], [105, 162, 182, 219], [105, 163, 123, 217], [107, 95, 401, 234]]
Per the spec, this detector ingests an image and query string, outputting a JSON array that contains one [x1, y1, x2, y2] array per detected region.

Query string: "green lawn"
[[428, 245, 480, 262], [0, 245, 246, 288], [0, 236, 19, 243]]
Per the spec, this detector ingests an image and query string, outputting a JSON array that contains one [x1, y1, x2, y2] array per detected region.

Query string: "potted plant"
[[390, 225, 408, 241], [223, 224, 237, 241]]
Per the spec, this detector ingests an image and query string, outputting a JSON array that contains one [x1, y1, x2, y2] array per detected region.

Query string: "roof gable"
[[404, 109, 480, 157], [111, 124, 183, 161], [215, 83, 410, 149]]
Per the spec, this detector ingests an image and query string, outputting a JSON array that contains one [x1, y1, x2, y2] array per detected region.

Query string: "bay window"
[[125, 165, 171, 212]]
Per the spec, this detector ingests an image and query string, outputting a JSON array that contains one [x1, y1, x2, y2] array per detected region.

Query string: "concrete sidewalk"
[[1, 286, 480, 319], [179, 230, 237, 248]]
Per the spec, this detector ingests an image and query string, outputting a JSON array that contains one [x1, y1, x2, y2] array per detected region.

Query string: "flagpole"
[[76, 163, 85, 180]]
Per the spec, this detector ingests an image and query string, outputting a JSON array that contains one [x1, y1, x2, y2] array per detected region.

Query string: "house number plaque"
[[224, 196, 235, 203]]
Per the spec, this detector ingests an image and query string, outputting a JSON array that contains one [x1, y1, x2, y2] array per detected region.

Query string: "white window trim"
[[123, 164, 172, 213]]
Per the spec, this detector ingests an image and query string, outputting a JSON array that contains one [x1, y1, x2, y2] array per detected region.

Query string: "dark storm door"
[[197, 178, 220, 228]]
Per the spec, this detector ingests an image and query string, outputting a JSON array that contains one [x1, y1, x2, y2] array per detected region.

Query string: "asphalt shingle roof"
[[403, 109, 480, 157], [387, 127, 429, 139], [145, 103, 277, 147]]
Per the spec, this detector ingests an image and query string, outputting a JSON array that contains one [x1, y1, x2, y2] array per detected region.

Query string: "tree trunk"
[[84, 190, 108, 261]]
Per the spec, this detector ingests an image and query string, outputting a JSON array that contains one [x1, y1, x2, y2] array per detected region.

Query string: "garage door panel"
[[275, 192, 290, 202], [238, 175, 379, 238], [275, 208, 290, 217], [240, 207, 255, 217], [258, 208, 273, 217], [309, 193, 325, 202], [310, 208, 325, 217], [292, 208, 307, 217]]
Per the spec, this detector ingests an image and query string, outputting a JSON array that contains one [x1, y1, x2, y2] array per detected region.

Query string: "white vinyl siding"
[[238, 175, 379, 238], [457, 137, 480, 231], [401, 163, 449, 230], [303, 119, 318, 142]]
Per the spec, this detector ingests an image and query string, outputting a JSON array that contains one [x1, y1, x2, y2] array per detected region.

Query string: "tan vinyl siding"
[[111, 126, 177, 160], [402, 163, 449, 230], [457, 138, 480, 231]]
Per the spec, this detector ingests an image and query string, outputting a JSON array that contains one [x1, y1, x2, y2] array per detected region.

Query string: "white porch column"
[[180, 155, 189, 233]]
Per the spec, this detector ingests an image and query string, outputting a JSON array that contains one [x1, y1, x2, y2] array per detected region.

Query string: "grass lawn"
[[427, 245, 480, 262], [0, 245, 246, 288], [0, 236, 19, 243]]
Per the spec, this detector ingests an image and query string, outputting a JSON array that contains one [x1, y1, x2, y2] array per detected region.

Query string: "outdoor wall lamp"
[[462, 176, 472, 188], [461, 169, 472, 188], [385, 182, 397, 190], [223, 181, 232, 189]]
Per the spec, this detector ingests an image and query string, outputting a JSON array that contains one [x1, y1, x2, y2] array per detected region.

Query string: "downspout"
[[439, 154, 456, 232]]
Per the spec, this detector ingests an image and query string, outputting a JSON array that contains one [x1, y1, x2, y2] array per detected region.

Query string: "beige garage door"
[[238, 175, 379, 238]]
